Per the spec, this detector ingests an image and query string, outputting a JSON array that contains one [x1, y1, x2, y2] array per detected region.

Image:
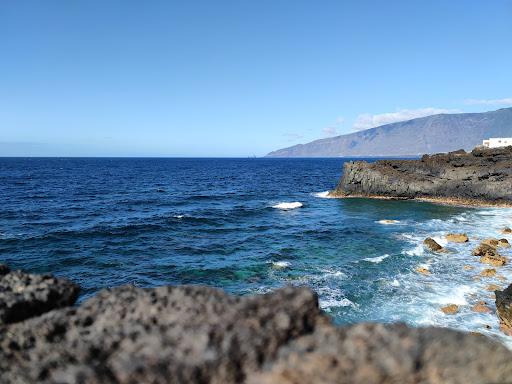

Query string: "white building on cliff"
[[482, 138, 512, 148]]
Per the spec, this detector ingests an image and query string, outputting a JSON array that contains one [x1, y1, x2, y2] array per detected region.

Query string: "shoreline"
[[327, 192, 512, 208]]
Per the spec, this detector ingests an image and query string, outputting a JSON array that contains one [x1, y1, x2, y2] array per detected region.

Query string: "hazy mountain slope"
[[266, 108, 512, 157]]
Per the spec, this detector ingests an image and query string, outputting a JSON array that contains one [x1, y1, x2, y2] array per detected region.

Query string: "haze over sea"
[[2, 157, 512, 346]]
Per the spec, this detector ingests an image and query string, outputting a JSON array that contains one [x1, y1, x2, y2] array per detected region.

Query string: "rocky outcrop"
[[424, 237, 444, 252], [0, 267, 79, 325], [1, 267, 512, 384], [446, 233, 469, 243], [330, 147, 512, 205], [496, 284, 512, 336]]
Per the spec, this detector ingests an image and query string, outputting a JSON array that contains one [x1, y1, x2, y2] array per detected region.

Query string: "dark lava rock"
[[331, 146, 512, 203], [0, 284, 325, 384], [0, 270, 79, 325], [496, 284, 512, 336], [248, 323, 512, 384]]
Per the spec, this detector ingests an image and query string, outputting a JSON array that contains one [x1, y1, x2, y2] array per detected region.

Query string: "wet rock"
[[0, 284, 326, 383], [472, 243, 497, 257], [486, 284, 501, 291], [480, 268, 497, 277], [499, 238, 510, 248], [496, 284, 512, 336], [463, 265, 473, 271], [416, 266, 430, 275], [247, 323, 512, 384], [0, 269, 79, 325], [472, 301, 492, 313], [424, 237, 444, 252], [446, 233, 469, 243], [482, 238, 499, 248], [441, 304, 459, 315], [480, 254, 507, 267], [501, 227, 512, 234]]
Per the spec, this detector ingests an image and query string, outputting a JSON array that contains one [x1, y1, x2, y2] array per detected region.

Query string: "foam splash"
[[272, 202, 303, 210], [313, 191, 331, 198], [377, 219, 400, 225], [271, 261, 291, 269], [363, 254, 390, 263]]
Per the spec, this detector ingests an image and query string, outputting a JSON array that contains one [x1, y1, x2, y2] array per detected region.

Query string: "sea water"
[[1, 157, 511, 347]]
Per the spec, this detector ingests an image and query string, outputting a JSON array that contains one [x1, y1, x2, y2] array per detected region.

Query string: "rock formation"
[[496, 284, 512, 336], [446, 233, 469, 243], [330, 147, 512, 205], [1, 265, 512, 384]]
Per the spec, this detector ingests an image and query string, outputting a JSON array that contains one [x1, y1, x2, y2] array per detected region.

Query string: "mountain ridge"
[[266, 107, 512, 157]]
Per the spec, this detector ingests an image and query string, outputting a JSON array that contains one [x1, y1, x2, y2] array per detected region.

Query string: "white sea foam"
[[271, 261, 291, 269], [404, 244, 424, 256], [320, 297, 355, 311], [272, 202, 303, 210], [390, 279, 400, 287], [363, 254, 390, 263], [174, 215, 184, 219], [313, 191, 331, 198], [377, 219, 400, 225]]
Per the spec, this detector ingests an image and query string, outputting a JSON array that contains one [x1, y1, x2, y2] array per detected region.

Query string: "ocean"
[[1, 157, 512, 346]]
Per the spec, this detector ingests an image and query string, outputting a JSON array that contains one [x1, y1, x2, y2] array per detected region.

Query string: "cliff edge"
[[330, 146, 512, 205]]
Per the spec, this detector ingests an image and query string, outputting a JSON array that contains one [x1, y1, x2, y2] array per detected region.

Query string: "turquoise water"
[[1, 158, 511, 346]]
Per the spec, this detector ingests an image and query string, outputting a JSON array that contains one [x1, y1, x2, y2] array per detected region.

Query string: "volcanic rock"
[[0, 269, 79, 325], [496, 284, 512, 336], [331, 146, 512, 204], [424, 237, 444, 252]]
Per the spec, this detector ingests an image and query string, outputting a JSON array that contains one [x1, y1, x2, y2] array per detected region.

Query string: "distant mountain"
[[266, 107, 512, 157]]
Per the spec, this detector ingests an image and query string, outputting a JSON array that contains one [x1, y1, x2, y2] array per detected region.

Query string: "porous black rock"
[[331, 146, 512, 204], [0, 269, 79, 325]]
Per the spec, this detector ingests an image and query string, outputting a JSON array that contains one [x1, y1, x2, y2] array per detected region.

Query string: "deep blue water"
[[2, 157, 512, 344]]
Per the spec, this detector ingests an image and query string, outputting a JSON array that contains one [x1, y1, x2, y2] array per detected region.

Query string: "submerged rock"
[[472, 301, 492, 313], [0, 269, 79, 325], [441, 304, 459, 315], [480, 254, 507, 267], [446, 233, 469, 243], [496, 284, 512, 336], [499, 238, 511, 248], [501, 227, 512, 234], [480, 268, 497, 277], [416, 266, 431, 275], [424, 237, 444, 252]]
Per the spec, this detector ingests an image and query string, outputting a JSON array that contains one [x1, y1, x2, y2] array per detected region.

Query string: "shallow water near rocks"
[[1, 157, 511, 347]]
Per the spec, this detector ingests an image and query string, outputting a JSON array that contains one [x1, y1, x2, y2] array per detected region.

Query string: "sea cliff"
[[330, 146, 512, 206], [1, 265, 512, 383]]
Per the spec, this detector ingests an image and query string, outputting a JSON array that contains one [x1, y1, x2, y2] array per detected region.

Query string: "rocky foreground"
[[1, 265, 512, 383], [330, 146, 512, 205]]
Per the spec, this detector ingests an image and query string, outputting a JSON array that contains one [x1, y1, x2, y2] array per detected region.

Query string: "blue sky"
[[1, 0, 511, 156]]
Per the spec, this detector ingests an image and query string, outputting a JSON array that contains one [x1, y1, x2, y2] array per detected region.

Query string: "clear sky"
[[1, 0, 511, 156]]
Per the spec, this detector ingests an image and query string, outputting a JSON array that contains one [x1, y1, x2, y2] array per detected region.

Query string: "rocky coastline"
[[1, 264, 512, 383], [330, 146, 512, 206]]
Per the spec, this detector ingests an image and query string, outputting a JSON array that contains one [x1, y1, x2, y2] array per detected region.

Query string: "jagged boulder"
[[0, 269, 79, 325], [496, 284, 512, 336], [424, 238, 444, 252]]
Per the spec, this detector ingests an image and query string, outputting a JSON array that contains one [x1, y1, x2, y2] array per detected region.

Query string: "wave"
[[271, 261, 291, 269], [377, 219, 400, 225], [272, 202, 303, 210], [313, 191, 331, 198], [363, 254, 390, 263]]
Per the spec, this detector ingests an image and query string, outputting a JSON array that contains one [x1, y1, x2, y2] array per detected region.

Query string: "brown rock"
[[472, 301, 492, 313], [424, 237, 444, 252], [463, 265, 474, 271], [480, 268, 497, 277], [416, 267, 431, 275], [480, 254, 507, 267], [446, 233, 469, 243], [482, 238, 499, 248], [501, 227, 512, 234], [498, 238, 510, 248], [487, 284, 501, 291], [441, 304, 459, 315], [472, 243, 498, 257]]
